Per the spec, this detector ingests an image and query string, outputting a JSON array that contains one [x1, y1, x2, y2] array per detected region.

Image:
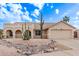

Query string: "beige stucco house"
[[3, 22, 52, 39], [3, 21, 78, 39], [48, 21, 77, 39]]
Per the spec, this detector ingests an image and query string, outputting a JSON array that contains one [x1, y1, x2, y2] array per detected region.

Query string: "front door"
[[74, 31, 78, 38]]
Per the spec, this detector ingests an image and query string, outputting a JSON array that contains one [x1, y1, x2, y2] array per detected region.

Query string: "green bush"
[[22, 30, 31, 40]]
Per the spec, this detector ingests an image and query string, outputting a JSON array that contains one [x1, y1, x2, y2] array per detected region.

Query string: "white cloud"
[[0, 6, 9, 19], [24, 11, 29, 16], [34, 9, 39, 16], [8, 3, 22, 13], [47, 4, 54, 9], [60, 9, 73, 18], [76, 11, 79, 16], [70, 20, 79, 29], [0, 3, 6, 7], [55, 9, 59, 14], [0, 3, 32, 23], [35, 19, 40, 23], [30, 3, 45, 20], [0, 4, 22, 23], [0, 12, 5, 19], [22, 15, 32, 22], [15, 9, 23, 15], [22, 9, 32, 22], [30, 3, 45, 10], [75, 16, 79, 20], [51, 5, 53, 9], [0, 7, 9, 14], [47, 4, 49, 6], [22, 11, 32, 22], [0, 3, 6, 6], [31, 9, 39, 18], [60, 4, 79, 18], [24, 7, 27, 11]]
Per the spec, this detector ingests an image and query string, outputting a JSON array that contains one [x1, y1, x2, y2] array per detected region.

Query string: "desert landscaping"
[[0, 38, 73, 56]]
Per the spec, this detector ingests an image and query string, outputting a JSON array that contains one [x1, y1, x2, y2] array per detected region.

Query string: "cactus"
[[23, 30, 31, 40], [39, 12, 44, 39]]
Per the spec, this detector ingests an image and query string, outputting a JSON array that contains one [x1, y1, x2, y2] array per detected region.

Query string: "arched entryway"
[[6, 30, 13, 38], [74, 31, 78, 38], [15, 30, 22, 38]]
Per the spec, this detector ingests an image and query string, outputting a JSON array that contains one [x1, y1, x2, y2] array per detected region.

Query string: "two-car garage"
[[50, 29, 72, 39], [48, 21, 76, 39]]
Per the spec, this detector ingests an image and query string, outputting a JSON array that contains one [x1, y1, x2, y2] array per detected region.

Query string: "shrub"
[[22, 30, 31, 40]]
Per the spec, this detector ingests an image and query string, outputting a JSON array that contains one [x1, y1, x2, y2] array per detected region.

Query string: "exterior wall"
[[3, 21, 76, 39], [48, 22, 76, 39], [3, 22, 52, 39], [3, 23, 14, 38], [3, 22, 34, 39], [76, 30, 79, 38], [33, 30, 47, 39]]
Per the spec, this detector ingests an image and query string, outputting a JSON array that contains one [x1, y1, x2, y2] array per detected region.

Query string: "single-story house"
[[3, 21, 78, 39]]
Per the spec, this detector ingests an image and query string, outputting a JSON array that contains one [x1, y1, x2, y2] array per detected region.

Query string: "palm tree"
[[63, 16, 70, 22]]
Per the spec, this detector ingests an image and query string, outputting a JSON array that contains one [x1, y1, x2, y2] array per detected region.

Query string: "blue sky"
[[0, 3, 79, 29]]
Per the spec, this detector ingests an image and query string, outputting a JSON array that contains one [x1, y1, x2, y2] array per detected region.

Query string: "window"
[[35, 30, 41, 36]]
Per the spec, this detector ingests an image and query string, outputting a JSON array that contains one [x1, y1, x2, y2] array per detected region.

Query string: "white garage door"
[[51, 30, 72, 39]]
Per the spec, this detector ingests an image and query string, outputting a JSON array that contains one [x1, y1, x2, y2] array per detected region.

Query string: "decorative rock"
[[17, 49, 22, 53], [43, 49, 53, 53], [23, 50, 32, 56], [0, 39, 59, 56]]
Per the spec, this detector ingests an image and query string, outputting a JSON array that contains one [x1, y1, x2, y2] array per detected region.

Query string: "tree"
[[39, 12, 44, 39], [0, 29, 3, 39], [63, 16, 70, 22]]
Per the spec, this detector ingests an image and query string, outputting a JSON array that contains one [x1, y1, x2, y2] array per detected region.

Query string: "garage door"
[[51, 30, 72, 39]]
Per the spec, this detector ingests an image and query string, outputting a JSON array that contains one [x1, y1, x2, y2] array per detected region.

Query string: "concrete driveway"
[[55, 39, 79, 49], [32, 49, 79, 56]]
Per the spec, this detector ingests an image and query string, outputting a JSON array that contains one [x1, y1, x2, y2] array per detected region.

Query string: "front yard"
[[0, 38, 72, 56]]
